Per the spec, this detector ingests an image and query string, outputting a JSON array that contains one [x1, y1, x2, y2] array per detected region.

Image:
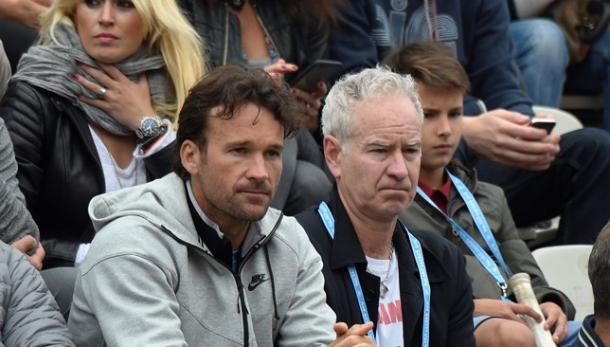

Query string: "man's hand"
[[461, 109, 560, 171], [474, 298, 542, 322], [11, 234, 45, 270], [0, 0, 53, 29], [540, 302, 568, 344], [328, 322, 375, 347]]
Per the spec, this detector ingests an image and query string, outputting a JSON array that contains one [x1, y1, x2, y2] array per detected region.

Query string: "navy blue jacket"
[[296, 189, 475, 347], [329, 0, 534, 117]]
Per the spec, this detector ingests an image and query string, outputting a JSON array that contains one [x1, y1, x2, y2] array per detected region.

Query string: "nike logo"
[[247, 274, 268, 291]]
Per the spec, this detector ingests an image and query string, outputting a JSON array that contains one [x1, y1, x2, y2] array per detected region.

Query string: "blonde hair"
[[39, 0, 205, 124]]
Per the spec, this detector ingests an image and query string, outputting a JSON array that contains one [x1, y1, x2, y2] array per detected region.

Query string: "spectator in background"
[[69, 65, 373, 347], [387, 41, 578, 347], [0, 0, 53, 72], [506, 0, 610, 132], [297, 67, 475, 346], [0, 241, 74, 347], [329, 0, 610, 245], [0, 0, 205, 268], [177, 0, 340, 215], [571, 222, 610, 347]]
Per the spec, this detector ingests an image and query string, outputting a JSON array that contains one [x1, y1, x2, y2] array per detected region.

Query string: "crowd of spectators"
[[0, 0, 608, 346]]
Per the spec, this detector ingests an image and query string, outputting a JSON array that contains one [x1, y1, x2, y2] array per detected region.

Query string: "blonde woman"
[[0, 0, 204, 268]]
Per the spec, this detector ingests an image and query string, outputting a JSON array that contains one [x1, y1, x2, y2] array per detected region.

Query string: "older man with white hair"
[[297, 67, 475, 347]]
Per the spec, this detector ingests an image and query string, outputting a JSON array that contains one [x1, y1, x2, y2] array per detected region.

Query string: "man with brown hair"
[[385, 41, 579, 347], [69, 65, 373, 347]]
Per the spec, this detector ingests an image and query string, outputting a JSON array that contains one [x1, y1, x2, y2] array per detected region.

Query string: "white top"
[[75, 124, 175, 265], [366, 249, 404, 347]]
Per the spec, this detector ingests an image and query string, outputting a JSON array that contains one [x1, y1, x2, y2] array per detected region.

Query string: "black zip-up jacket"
[[296, 188, 476, 347], [0, 81, 174, 268], [177, 0, 329, 77]]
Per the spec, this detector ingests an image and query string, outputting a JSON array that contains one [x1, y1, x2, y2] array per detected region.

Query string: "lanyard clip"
[[498, 282, 508, 298]]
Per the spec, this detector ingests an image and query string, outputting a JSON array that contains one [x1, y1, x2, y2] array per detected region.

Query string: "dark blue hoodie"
[[329, 0, 534, 117]]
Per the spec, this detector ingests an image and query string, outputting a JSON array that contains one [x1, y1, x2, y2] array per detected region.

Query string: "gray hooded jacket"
[[68, 173, 336, 347]]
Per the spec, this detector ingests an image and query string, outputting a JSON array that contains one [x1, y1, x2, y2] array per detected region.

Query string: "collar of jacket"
[[326, 186, 451, 284], [325, 186, 452, 342]]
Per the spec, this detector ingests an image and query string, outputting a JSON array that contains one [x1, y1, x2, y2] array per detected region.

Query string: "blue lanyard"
[[415, 171, 511, 299], [318, 202, 430, 347]]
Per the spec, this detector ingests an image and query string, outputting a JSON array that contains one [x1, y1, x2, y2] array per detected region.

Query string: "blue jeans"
[[509, 19, 569, 107], [459, 127, 610, 244], [566, 27, 610, 131]]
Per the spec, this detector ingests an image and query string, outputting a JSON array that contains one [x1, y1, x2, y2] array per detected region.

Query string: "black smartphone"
[[290, 60, 344, 93], [530, 118, 556, 134]]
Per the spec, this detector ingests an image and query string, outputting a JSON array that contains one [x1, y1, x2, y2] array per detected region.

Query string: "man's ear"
[[323, 135, 343, 180], [180, 140, 202, 176]]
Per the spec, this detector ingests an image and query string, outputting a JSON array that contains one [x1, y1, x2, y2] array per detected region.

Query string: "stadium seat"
[[531, 245, 594, 320]]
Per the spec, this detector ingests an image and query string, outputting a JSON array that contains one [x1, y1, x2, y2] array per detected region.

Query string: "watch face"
[[138, 117, 161, 139]]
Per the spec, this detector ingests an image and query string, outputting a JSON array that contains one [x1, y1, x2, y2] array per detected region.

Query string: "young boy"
[[383, 42, 577, 347]]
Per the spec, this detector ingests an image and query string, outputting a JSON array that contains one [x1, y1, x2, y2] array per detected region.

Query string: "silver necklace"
[[380, 247, 394, 298]]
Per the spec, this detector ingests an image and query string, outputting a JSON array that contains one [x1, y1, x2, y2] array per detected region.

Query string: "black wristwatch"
[[136, 116, 168, 146]]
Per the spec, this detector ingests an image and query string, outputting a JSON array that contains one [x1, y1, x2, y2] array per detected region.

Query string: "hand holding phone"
[[290, 59, 343, 93], [530, 117, 556, 134]]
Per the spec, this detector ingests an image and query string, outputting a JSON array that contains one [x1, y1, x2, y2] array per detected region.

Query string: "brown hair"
[[174, 65, 302, 180], [382, 41, 470, 93]]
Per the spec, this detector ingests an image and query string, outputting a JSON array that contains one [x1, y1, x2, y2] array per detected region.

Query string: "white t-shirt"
[[366, 248, 404, 347]]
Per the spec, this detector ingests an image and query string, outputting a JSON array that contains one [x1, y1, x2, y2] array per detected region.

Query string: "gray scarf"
[[12, 24, 173, 135]]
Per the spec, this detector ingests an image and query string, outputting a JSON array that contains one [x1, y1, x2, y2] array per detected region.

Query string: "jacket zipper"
[[160, 218, 281, 346]]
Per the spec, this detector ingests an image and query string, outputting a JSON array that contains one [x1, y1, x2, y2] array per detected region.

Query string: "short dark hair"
[[174, 65, 301, 180], [382, 41, 470, 93], [589, 222, 610, 320]]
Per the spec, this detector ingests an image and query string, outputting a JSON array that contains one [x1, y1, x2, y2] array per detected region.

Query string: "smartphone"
[[290, 60, 344, 93], [530, 118, 556, 134]]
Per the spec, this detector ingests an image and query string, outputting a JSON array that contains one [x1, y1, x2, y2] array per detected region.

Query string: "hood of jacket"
[[88, 173, 283, 253]]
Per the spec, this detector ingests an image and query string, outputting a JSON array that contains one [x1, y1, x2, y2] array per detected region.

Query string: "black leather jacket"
[[0, 81, 174, 268], [178, 0, 329, 76]]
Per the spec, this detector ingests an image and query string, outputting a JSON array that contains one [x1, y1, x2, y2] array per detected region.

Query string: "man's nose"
[[246, 154, 270, 181], [387, 151, 409, 180]]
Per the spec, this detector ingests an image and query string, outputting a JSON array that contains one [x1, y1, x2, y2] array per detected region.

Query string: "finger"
[[511, 303, 543, 322], [29, 244, 45, 270], [78, 64, 116, 87], [493, 110, 532, 125], [74, 73, 107, 96], [312, 81, 328, 98], [79, 95, 109, 110], [333, 322, 349, 337], [99, 63, 128, 82], [552, 314, 568, 343], [346, 322, 374, 336], [500, 121, 550, 142], [11, 235, 37, 254], [543, 309, 559, 330]]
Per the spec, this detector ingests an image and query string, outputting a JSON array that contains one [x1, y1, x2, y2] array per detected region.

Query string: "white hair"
[[321, 66, 424, 147]]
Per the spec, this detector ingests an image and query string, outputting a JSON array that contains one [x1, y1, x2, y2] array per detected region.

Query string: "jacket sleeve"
[[68, 232, 186, 347], [144, 139, 176, 180], [447, 248, 476, 347], [494, 190, 576, 319], [275, 223, 336, 347], [328, 0, 379, 76], [0, 82, 81, 264], [1, 244, 74, 346], [463, 0, 534, 116], [0, 118, 39, 244]]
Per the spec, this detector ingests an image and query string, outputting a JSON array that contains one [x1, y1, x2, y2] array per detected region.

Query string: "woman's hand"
[[292, 81, 327, 132], [75, 63, 155, 131], [264, 58, 298, 85]]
